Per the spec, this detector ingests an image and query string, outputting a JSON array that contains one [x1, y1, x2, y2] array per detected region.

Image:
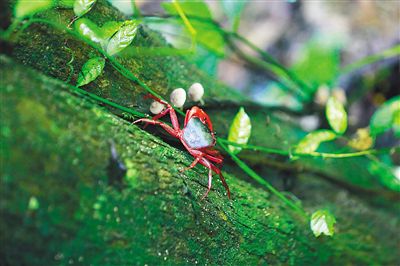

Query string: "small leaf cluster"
[[13, 0, 140, 88], [295, 95, 347, 154]]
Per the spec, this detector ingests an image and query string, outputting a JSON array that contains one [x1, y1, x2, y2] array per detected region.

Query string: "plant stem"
[[218, 140, 307, 217], [219, 139, 397, 159], [339, 44, 400, 76], [227, 32, 312, 95], [70, 85, 146, 118]]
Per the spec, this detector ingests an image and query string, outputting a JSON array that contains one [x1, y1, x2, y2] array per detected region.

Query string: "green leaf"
[[162, 1, 225, 56], [193, 46, 218, 76], [57, 0, 74, 8], [221, 0, 247, 31], [14, 0, 54, 18], [162, 1, 212, 19], [74, 18, 104, 46], [294, 130, 337, 154], [73, 0, 96, 17], [100, 21, 123, 40], [367, 160, 400, 192], [227, 107, 251, 154], [28, 196, 40, 211], [326, 96, 347, 134], [291, 39, 340, 93], [310, 209, 336, 237], [369, 96, 400, 137], [106, 20, 139, 56], [77, 57, 105, 87]]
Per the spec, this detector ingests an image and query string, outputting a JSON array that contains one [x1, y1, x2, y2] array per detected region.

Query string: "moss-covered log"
[[1, 55, 399, 265], [1, 0, 399, 265]]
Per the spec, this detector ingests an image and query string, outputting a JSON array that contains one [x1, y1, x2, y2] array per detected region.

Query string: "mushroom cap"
[[150, 101, 165, 114], [170, 88, 186, 108], [188, 83, 204, 102]]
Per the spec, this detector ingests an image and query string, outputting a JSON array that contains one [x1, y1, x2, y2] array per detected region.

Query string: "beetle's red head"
[[184, 106, 214, 132]]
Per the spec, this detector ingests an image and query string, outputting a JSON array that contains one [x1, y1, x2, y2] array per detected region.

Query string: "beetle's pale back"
[[182, 118, 214, 149]]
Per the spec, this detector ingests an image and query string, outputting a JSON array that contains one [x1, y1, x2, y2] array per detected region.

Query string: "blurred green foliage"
[[162, 1, 226, 56]]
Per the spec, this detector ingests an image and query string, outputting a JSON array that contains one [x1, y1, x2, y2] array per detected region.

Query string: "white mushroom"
[[149, 101, 165, 114], [188, 83, 204, 102], [170, 88, 186, 108]]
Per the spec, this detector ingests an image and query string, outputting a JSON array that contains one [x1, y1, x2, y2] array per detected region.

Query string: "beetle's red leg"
[[195, 157, 230, 199], [134, 119, 179, 138], [210, 164, 231, 199], [180, 156, 202, 173], [201, 167, 213, 200], [204, 153, 223, 165], [141, 94, 180, 130], [200, 148, 223, 165]]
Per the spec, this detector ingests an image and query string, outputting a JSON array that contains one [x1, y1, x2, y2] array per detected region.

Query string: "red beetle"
[[134, 95, 230, 199]]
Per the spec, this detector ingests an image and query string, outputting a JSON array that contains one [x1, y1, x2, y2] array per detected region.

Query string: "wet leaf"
[[77, 57, 105, 87], [291, 39, 340, 94], [347, 128, 374, 151], [367, 160, 400, 192], [227, 107, 251, 154], [221, 0, 247, 31], [370, 96, 400, 137], [28, 196, 40, 211], [14, 0, 54, 18], [100, 21, 123, 40], [294, 130, 337, 154], [106, 20, 139, 56], [326, 96, 347, 134], [310, 209, 336, 237], [162, 1, 225, 56], [73, 0, 96, 17], [74, 18, 104, 46], [58, 0, 74, 8]]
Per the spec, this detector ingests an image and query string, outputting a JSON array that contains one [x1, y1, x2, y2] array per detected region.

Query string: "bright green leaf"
[[227, 107, 251, 154], [162, 1, 225, 56], [73, 0, 96, 17], [291, 39, 340, 93], [192, 45, 218, 76], [100, 21, 123, 40], [367, 160, 400, 192], [57, 0, 74, 8], [74, 18, 104, 46], [162, 1, 212, 19], [310, 209, 336, 237], [369, 96, 400, 137], [221, 0, 247, 31], [294, 130, 337, 154], [106, 20, 139, 56], [28, 196, 39, 211], [14, 0, 54, 18], [326, 96, 347, 134], [77, 57, 105, 87]]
